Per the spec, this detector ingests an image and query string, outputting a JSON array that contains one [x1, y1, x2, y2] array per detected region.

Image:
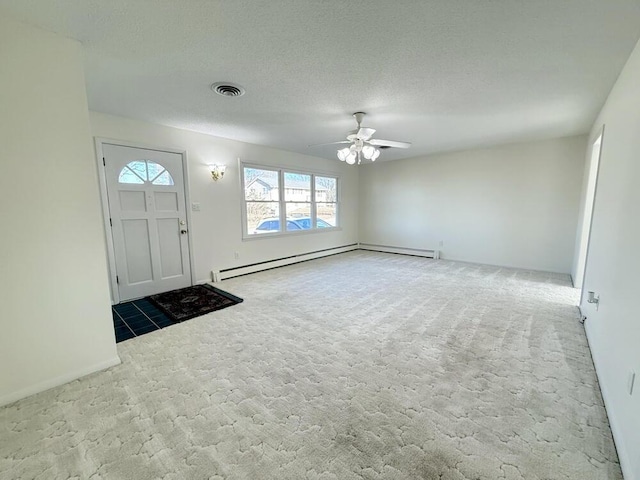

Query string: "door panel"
[[154, 191, 178, 211], [157, 218, 184, 278], [119, 190, 147, 211], [122, 219, 153, 284], [103, 144, 191, 301]]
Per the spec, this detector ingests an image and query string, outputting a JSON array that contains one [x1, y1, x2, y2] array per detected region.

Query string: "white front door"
[[103, 144, 192, 301]]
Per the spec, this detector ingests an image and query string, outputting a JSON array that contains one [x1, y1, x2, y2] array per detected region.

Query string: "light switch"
[[191, 202, 201, 211]]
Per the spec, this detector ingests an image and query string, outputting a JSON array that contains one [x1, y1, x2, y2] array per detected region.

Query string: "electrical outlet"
[[628, 371, 636, 396], [439, 240, 444, 247], [234, 252, 240, 260]]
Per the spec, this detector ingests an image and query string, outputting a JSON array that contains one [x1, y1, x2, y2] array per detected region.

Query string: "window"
[[118, 160, 174, 185], [315, 176, 337, 228], [284, 172, 311, 231], [242, 165, 338, 237], [244, 167, 280, 234]]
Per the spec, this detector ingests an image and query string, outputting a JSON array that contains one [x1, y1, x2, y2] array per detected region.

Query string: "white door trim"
[[94, 137, 196, 304], [576, 125, 605, 301]]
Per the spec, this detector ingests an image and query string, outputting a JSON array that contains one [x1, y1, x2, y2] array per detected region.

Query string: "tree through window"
[[242, 165, 338, 237], [118, 160, 174, 185]]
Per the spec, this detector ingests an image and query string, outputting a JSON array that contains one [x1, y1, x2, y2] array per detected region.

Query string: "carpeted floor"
[[0, 251, 621, 479]]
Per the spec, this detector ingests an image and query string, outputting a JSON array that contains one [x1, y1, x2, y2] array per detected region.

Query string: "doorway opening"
[[573, 129, 603, 293]]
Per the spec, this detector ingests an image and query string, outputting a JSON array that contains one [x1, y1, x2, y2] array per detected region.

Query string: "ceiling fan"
[[310, 112, 411, 165]]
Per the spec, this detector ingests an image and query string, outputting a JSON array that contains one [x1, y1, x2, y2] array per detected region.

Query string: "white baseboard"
[[358, 243, 439, 259], [0, 355, 121, 408], [584, 324, 635, 480], [212, 244, 359, 281]]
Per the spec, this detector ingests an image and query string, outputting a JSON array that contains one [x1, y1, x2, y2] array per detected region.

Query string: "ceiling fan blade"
[[308, 140, 350, 147], [356, 127, 376, 141], [369, 138, 412, 149]]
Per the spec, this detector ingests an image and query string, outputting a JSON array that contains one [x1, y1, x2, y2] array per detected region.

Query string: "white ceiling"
[[2, 1, 640, 161]]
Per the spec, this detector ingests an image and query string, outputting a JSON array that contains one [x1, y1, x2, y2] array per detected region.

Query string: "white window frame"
[[240, 162, 340, 240]]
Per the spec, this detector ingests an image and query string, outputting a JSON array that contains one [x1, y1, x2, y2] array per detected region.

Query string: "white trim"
[[584, 323, 635, 480], [213, 244, 358, 281], [358, 243, 440, 259], [0, 356, 121, 407], [94, 138, 119, 303], [241, 225, 343, 241], [181, 150, 197, 292], [577, 125, 605, 301], [94, 138, 196, 304]]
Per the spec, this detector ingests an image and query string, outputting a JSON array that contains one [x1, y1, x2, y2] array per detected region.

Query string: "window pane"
[[285, 203, 312, 230], [118, 167, 144, 184], [316, 203, 336, 227], [118, 160, 175, 185], [315, 176, 337, 202], [284, 172, 311, 202], [246, 202, 280, 235], [146, 161, 165, 181], [151, 170, 174, 185], [245, 168, 279, 201], [128, 160, 148, 180]]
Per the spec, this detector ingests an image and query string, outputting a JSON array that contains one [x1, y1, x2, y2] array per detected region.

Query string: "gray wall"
[[359, 136, 587, 273]]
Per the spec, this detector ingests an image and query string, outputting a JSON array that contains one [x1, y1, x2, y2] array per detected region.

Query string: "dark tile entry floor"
[[112, 298, 176, 343]]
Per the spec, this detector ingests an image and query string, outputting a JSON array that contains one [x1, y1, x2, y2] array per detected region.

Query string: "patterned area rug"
[[149, 284, 242, 322]]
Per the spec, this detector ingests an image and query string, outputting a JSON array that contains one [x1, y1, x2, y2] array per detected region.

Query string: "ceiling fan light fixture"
[[362, 145, 375, 159], [320, 112, 411, 166], [337, 147, 350, 161]]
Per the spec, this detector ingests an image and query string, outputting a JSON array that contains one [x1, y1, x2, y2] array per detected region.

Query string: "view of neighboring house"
[[245, 174, 329, 202]]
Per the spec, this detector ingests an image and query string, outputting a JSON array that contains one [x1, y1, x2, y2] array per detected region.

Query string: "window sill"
[[242, 226, 342, 241]]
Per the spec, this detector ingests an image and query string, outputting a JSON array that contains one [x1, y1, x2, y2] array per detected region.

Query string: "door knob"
[[181, 229, 188, 234]]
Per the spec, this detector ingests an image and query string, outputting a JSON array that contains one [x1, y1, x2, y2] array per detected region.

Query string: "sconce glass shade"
[[209, 164, 226, 181]]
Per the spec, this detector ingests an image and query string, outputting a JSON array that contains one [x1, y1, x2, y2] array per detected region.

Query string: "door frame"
[[94, 137, 196, 304], [576, 126, 604, 303]]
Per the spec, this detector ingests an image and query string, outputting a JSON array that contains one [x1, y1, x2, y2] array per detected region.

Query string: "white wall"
[[579, 37, 640, 480], [89, 112, 359, 286], [0, 17, 119, 405], [359, 136, 586, 273]]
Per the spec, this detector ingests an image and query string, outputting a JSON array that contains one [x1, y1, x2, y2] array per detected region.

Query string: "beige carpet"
[[0, 251, 621, 479]]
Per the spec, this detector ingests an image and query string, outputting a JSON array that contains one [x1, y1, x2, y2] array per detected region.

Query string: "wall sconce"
[[209, 164, 226, 181]]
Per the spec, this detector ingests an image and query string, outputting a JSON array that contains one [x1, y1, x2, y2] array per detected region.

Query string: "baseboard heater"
[[212, 244, 359, 282], [358, 243, 440, 259], [212, 243, 439, 282]]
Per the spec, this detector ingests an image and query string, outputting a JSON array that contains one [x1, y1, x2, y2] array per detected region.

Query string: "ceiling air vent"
[[211, 82, 245, 97]]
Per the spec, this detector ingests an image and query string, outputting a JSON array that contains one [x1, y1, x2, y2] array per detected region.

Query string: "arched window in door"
[[118, 160, 175, 185]]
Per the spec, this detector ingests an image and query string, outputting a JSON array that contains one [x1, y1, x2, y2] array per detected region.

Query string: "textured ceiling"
[[2, 0, 640, 161]]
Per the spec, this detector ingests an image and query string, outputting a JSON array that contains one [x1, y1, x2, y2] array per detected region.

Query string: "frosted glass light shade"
[[362, 145, 375, 159], [371, 149, 381, 161], [337, 147, 350, 161], [345, 152, 357, 164]]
